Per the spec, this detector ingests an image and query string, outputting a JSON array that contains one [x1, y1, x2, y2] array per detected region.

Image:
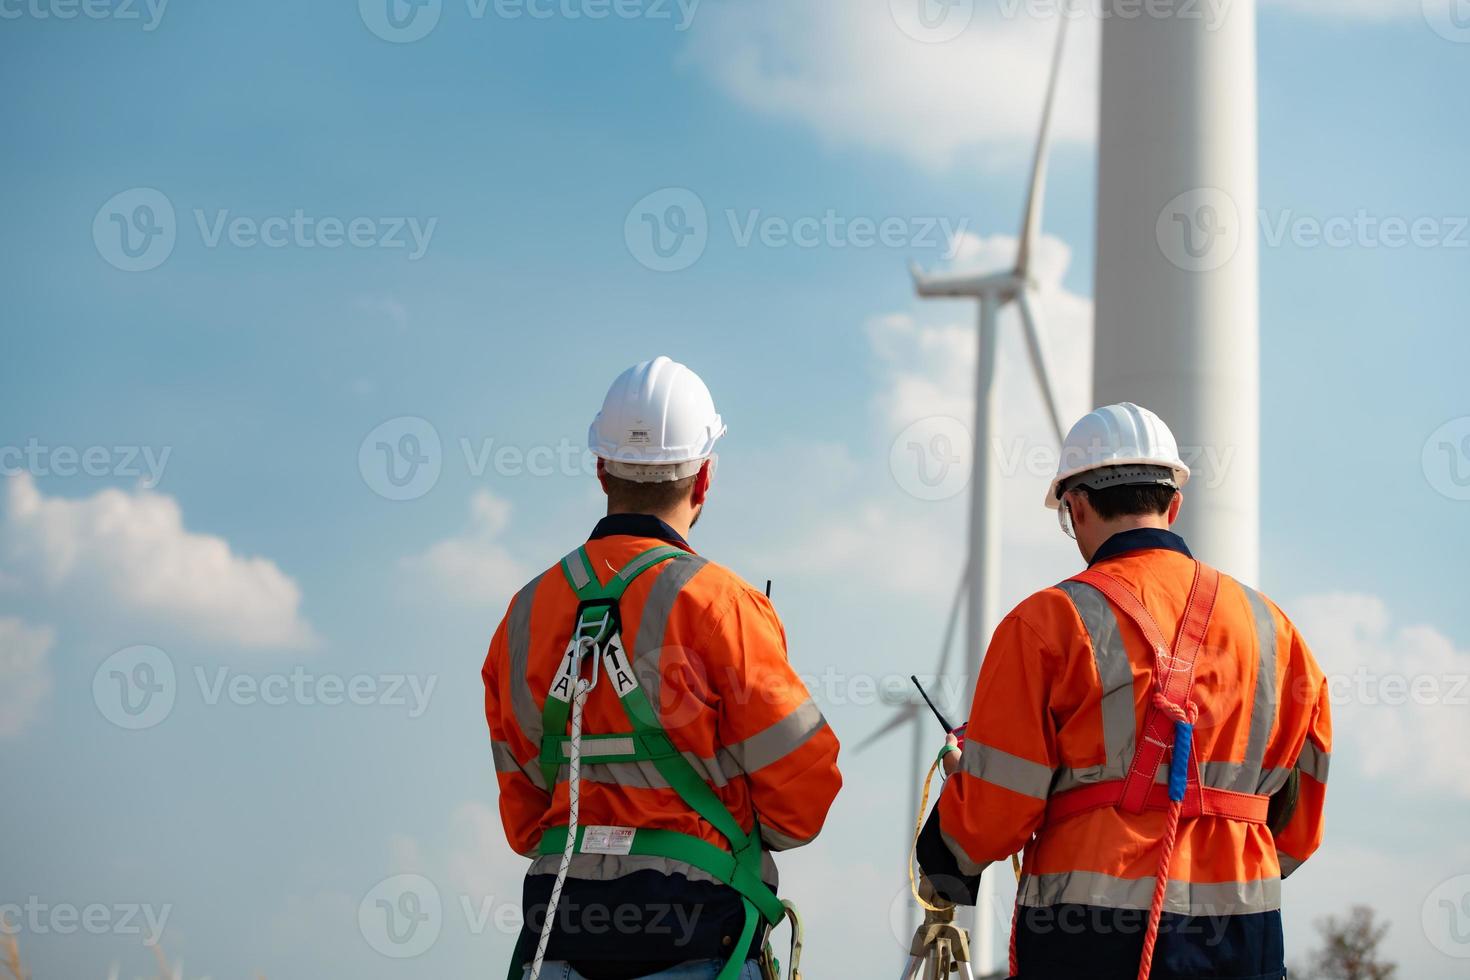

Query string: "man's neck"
[[606, 507, 692, 542], [1083, 518, 1171, 563]]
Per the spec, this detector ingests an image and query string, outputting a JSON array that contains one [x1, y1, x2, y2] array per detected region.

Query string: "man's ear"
[[691, 459, 713, 507], [596, 457, 611, 495], [1167, 490, 1183, 526], [1066, 489, 1087, 529]]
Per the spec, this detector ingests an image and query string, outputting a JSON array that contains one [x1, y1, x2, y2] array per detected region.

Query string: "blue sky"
[[3, 1, 1469, 977]]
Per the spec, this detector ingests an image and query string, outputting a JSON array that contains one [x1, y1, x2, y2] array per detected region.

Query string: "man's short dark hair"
[[1078, 483, 1176, 520], [603, 472, 697, 514]]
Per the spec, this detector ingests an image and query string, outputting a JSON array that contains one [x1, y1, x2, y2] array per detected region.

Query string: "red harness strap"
[[1042, 561, 1270, 828], [1029, 561, 1269, 980]]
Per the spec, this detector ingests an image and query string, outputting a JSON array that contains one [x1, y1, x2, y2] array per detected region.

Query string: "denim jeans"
[[525, 960, 762, 980]]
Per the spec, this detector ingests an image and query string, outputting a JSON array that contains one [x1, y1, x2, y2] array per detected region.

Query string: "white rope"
[[529, 635, 602, 980]]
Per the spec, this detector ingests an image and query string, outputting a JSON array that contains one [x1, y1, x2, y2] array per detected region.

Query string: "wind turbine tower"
[[1093, 0, 1262, 585]]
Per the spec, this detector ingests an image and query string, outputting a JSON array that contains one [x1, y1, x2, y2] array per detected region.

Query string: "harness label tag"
[[548, 637, 579, 704], [602, 634, 639, 695], [580, 825, 636, 856]]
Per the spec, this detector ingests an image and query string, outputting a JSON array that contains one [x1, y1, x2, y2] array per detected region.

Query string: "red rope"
[[1136, 692, 1199, 980]]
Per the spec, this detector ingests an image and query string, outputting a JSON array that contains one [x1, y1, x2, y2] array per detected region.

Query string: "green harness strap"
[[530, 544, 782, 980]]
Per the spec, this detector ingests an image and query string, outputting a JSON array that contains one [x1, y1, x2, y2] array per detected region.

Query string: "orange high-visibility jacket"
[[483, 515, 842, 968], [935, 530, 1330, 973]]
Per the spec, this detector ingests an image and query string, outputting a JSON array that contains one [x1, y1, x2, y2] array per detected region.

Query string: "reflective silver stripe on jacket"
[[561, 549, 590, 590], [492, 738, 547, 792], [1052, 581, 1137, 792], [507, 572, 548, 749], [960, 742, 1054, 801], [760, 824, 815, 851], [529, 851, 780, 889], [1229, 583, 1280, 794], [1017, 870, 1281, 916], [630, 554, 709, 719], [725, 697, 829, 775], [1296, 740, 1331, 783], [942, 828, 986, 877]]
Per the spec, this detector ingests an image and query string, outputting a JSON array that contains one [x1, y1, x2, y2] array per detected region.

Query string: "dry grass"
[[2, 911, 29, 980]]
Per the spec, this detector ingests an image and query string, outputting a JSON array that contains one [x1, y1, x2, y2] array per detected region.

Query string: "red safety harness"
[[1025, 561, 1271, 980]]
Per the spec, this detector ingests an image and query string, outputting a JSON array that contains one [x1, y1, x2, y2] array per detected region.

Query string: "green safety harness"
[[518, 545, 785, 980]]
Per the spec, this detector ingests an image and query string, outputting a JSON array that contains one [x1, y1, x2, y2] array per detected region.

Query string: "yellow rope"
[[908, 749, 1026, 916], [908, 756, 951, 912]]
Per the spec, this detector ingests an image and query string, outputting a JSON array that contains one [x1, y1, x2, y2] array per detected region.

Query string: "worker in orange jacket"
[[483, 356, 842, 980], [918, 402, 1331, 980]]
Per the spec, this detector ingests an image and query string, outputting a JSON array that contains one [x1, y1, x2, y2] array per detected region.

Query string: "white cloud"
[[0, 617, 55, 737], [681, 1, 1098, 170], [0, 474, 314, 650], [402, 491, 530, 609], [1292, 592, 1470, 800]]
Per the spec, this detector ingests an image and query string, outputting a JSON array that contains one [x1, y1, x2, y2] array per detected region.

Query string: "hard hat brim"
[[1044, 458, 1191, 509]]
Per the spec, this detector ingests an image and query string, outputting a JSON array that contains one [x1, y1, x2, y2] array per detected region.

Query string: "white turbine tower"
[[1093, 1, 1261, 584], [905, 10, 1073, 973]]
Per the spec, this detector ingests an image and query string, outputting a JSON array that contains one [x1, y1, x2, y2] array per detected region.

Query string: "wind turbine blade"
[[935, 560, 968, 679], [1016, 288, 1067, 444], [1014, 6, 1073, 279], [852, 704, 919, 753]]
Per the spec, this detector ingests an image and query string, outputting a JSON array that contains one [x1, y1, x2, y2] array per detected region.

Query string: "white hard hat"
[[1045, 402, 1190, 509], [589, 356, 726, 483]]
